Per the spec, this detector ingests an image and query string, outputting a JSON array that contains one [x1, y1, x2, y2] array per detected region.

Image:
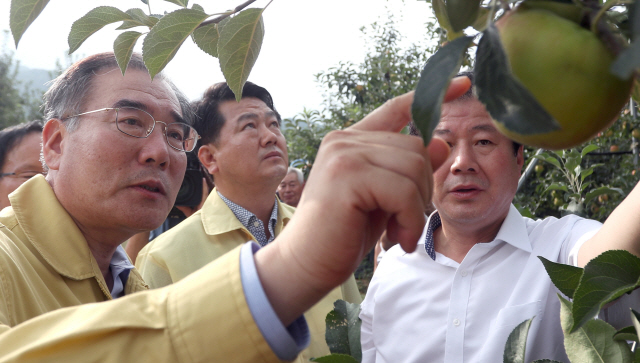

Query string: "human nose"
[[139, 123, 171, 169], [259, 122, 279, 147], [449, 143, 477, 174]]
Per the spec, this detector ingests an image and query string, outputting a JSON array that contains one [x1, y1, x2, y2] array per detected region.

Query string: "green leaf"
[[475, 25, 561, 136], [584, 186, 625, 204], [533, 155, 561, 169], [324, 300, 362, 361], [218, 8, 266, 101], [411, 35, 474, 145], [9, 0, 49, 47], [613, 326, 639, 342], [446, 0, 481, 32], [539, 257, 584, 299], [192, 18, 228, 58], [611, 38, 640, 80], [116, 8, 158, 29], [432, 0, 465, 40], [580, 164, 603, 183], [581, 144, 600, 158], [560, 296, 633, 362], [564, 156, 581, 176], [571, 250, 640, 333], [164, 0, 189, 7], [312, 354, 360, 363], [114, 31, 143, 75], [543, 183, 569, 195], [191, 4, 204, 12], [581, 181, 594, 192], [68, 6, 133, 54], [531, 360, 564, 363], [471, 7, 491, 32], [503, 318, 534, 363], [142, 8, 209, 79]]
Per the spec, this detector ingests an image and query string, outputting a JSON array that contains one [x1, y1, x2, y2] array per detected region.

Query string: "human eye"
[[166, 125, 186, 141], [117, 109, 149, 133], [477, 139, 493, 146], [242, 122, 256, 130]]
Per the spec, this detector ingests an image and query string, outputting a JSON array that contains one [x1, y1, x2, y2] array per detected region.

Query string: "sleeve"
[[559, 217, 602, 266], [135, 243, 174, 289], [359, 281, 376, 363], [0, 245, 283, 363]]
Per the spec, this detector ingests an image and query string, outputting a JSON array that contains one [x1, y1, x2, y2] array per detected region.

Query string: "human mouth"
[[449, 184, 482, 199], [132, 180, 166, 196], [264, 151, 282, 160]]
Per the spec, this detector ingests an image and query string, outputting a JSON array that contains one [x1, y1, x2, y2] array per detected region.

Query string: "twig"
[[198, 0, 260, 27]]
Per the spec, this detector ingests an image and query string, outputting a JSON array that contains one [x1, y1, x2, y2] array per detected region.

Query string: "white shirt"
[[360, 205, 601, 363]]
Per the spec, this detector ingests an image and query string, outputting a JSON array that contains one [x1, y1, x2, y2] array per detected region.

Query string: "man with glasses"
[[0, 121, 45, 210], [0, 50, 468, 362]]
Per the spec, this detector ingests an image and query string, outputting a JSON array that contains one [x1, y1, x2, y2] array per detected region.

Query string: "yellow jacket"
[[0, 176, 282, 362], [137, 189, 363, 362]]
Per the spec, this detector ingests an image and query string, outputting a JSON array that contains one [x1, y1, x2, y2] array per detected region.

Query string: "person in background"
[[135, 82, 362, 362], [278, 167, 304, 207], [0, 121, 45, 210]]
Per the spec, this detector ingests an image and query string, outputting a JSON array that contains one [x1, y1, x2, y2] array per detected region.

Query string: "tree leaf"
[[539, 257, 584, 299], [324, 300, 362, 361], [117, 8, 158, 29], [114, 31, 143, 75], [68, 6, 133, 54], [503, 317, 534, 363], [560, 296, 634, 363], [564, 156, 581, 176], [163, 0, 189, 7], [446, 0, 481, 32], [543, 183, 569, 195], [584, 186, 625, 204], [471, 7, 491, 32], [571, 250, 640, 333], [411, 35, 473, 145], [533, 155, 561, 169], [191, 4, 204, 12], [611, 39, 640, 80], [311, 354, 360, 363], [192, 18, 229, 58], [581, 144, 600, 158], [475, 25, 561, 136], [218, 8, 266, 101], [580, 164, 603, 183], [142, 8, 209, 79], [432, 0, 464, 40], [613, 326, 639, 342], [9, 0, 49, 47]]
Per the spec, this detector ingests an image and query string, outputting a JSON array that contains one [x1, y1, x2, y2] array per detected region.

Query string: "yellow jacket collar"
[[8, 175, 99, 280], [201, 188, 294, 237]]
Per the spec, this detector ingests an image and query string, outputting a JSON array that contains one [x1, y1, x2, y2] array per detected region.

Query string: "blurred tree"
[[0, 32, 44, 129]]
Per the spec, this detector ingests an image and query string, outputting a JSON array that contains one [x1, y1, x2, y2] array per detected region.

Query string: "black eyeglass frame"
[[63, 107, 201, 152]]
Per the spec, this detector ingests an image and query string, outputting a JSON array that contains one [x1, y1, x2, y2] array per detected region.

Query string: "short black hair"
[[409, 71, 521, 156], [0, 121, 44, 172], [191, 82, 280, 148]]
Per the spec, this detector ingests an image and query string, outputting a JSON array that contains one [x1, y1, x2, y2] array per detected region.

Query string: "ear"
[[198, 143, 219, 175], [42, 119, 66, 171], [516, 144, 525, 170]]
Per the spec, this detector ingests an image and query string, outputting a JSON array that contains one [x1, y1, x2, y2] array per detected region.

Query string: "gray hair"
[[287, 167, 304, 184], [43, 52, 194, 132]]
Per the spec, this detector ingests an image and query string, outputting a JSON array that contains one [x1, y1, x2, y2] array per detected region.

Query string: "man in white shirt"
[[360, 73, 640, 363]]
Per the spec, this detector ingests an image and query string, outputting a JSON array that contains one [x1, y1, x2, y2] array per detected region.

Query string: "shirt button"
[[453, 318, 461, 326], [253, 221, 260, 227], [460, 270, 468, 277]]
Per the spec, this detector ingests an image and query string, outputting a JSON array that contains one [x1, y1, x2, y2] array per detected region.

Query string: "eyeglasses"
[[64, 107, 201, 152], [0, 171, 45, 180]]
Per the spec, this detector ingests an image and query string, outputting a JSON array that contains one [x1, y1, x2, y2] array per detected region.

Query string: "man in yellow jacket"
[[0, 50, 469, 362], [136, 82, 362, 362]]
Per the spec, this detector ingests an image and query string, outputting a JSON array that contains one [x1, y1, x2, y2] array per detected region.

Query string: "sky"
[[1, 0, 434, 119]]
